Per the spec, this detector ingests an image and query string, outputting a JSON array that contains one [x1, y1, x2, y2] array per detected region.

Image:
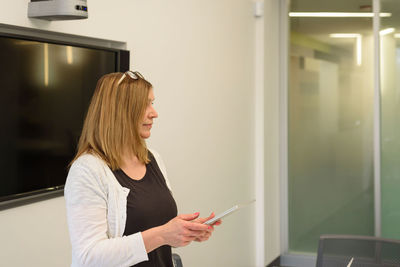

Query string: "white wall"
[[263, 0, 281, 264], [0, 0, 257, 266], [0, 197, 70, 266]]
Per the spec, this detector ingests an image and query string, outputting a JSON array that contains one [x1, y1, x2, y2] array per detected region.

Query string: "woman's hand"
[[160, 213, 213, 247], [142, 212, 222, 253], [192, 212, 222, 242]]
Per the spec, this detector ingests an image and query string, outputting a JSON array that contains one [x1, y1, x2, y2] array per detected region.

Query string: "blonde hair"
[[71, 72, 153, 169]]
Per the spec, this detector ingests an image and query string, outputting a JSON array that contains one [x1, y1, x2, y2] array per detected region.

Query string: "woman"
[[65, 71, 219, 267]]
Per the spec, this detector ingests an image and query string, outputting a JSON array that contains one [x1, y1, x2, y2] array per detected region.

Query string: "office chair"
[[172, 253, 183, 267], [316, 234, 400, 267]]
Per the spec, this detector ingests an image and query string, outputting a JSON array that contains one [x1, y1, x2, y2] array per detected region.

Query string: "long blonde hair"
[[71, 72, 153, 169]]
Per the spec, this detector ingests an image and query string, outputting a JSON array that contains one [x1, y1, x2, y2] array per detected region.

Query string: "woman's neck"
[[121, 151, 140, 168], [120, 151, 146, 180]]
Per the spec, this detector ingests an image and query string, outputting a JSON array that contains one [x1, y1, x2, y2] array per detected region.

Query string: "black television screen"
[[0, 30, 129, 206]]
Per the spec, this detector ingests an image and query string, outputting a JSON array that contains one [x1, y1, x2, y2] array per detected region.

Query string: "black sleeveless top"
[[112, 152, 178, 267]]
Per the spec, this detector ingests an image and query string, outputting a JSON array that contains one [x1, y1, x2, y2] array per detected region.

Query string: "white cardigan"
[[64, 149, 172, 267]]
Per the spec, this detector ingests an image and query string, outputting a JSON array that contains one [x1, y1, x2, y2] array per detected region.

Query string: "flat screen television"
[[0, 25, 129, 208]]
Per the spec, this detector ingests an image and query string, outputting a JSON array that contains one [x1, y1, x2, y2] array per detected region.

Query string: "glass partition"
[[380, 0, 400, 240], [288, 0, 375, 253]]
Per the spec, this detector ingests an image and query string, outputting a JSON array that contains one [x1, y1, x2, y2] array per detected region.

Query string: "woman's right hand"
[[161, 213, 212, 247]]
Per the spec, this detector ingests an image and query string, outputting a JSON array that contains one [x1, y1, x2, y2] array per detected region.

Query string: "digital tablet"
[[204, 199, 255, 225]]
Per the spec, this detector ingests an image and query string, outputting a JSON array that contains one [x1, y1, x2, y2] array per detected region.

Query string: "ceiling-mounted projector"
[[28, 0, 88, 20]]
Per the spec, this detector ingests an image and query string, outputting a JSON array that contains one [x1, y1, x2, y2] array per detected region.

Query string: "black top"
[[113, 152, 178, 267]]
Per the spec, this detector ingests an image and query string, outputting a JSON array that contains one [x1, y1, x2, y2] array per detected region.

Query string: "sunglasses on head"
[[118, 71, 144, 85]]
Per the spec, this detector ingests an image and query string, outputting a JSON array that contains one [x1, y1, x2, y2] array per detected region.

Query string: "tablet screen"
[[204, 199, 255, 225]]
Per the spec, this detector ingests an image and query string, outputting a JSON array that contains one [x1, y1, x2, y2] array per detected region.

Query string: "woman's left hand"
[[192, 212, 222, 242]]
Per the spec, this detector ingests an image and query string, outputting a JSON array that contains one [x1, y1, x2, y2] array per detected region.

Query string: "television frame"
[[0, 23, 130, 210]]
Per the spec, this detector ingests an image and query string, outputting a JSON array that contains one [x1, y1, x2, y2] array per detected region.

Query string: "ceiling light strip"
[[289, 12, 391, 18]]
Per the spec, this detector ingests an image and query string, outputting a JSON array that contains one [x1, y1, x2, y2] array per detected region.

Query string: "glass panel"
[[380, 0, 400, 239], [288, 0, 375, 253]]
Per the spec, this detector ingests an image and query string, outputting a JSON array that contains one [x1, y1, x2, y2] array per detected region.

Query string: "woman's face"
[[139, 88, 158, 139]]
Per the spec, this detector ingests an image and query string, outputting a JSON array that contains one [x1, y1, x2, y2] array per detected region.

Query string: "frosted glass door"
[[288, 0, 375, 253], [380, 0, 400, 240]]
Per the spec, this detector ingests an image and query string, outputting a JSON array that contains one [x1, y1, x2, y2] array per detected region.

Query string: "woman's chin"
[[140, 132, 151, 139]]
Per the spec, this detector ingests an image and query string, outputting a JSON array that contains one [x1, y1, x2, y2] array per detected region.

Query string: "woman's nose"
[[150, 106, 158, 118]]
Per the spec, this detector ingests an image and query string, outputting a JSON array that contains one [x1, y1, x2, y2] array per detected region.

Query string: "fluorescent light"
[[330, 33, 360, 38], [380, 27, 395, 36], [330, 33, 362, 66], [356, 35, 362, 66], [289, 12, 391, 17]]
